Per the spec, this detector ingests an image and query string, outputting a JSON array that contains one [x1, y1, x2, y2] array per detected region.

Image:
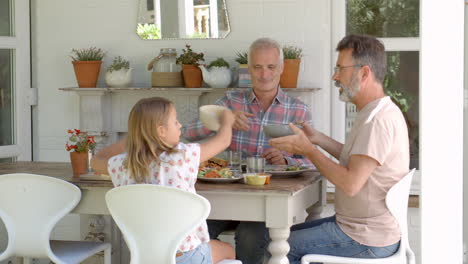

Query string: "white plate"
[[197, 176, 243, 183], [265, 165, 315, 177]]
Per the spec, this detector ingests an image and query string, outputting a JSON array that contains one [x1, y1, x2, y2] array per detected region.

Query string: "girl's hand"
[[220, 109, 235, 128]]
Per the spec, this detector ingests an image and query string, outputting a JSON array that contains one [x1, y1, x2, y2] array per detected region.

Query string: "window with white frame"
[[332, 0, 420, 193], [0, 0, 32, 162]]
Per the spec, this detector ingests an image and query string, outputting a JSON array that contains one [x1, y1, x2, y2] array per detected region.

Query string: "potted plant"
[[176, 44, 205, 88], [280, 45, 303, 88], [71, 47, 105, 88], [199, 58, 232, 88], [105, 56, 133, 88], [235, 51, 251, 88], [66, 129, 96, 178]]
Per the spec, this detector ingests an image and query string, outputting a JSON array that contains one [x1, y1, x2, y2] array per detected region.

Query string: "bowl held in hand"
[[263, 124, 295, 138], [199, 105, 229, 131]]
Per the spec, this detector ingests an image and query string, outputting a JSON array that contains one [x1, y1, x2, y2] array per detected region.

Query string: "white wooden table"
[[0, 162, 325, 264]]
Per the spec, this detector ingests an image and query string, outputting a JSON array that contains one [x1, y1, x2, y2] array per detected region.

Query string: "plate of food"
[[197, 157, 242, 183], [264, 165, 316, 177], [197, 167, 243, 183]]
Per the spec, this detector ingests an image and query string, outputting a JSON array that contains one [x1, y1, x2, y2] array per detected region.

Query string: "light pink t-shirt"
[[107, 142, 210, 253], [335, 96, 409, 247]]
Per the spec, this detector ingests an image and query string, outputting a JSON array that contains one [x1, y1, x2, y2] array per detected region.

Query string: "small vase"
[[70, 151, 89, 178], [182, 64, 203, 88]]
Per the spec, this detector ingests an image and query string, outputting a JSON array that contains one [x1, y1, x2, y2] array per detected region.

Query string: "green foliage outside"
[[346, 0, 419, 38], [346, 0, 419, 113], [384, 53, 414, 113], [70, 47, 105, 61], [208, 58, 230, 68], [137, 23, 161, 40], [107, 56, 130, 72]]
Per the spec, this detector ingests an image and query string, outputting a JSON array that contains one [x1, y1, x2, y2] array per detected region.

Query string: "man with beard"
[[269, 34, 410, 264]]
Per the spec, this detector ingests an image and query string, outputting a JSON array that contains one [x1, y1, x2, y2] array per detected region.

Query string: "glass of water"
[[228, 150, 242, 172], [246, 157, 265, 173]]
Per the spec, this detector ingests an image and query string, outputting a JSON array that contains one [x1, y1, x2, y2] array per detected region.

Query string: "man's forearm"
[[285, 155, 313, 167], [316, 133, 343, 160]]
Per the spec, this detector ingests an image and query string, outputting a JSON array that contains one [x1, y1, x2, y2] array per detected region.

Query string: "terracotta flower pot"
[[72, 61, 103, 88], [70, 151, 89, 178], [280, 59, 301, 88], [182, 64, 203, 88]]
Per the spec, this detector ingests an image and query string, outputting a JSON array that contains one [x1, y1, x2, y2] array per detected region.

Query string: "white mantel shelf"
[[60, 86, 321, 149], [59, 87, 321, 92]]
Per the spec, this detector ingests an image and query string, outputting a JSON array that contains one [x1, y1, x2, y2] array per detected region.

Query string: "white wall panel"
[[32, 0, 332, 161]]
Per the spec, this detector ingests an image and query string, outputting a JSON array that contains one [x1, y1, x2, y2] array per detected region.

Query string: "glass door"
[[0, 0, 32, 161], [331, 0, 420, 193]]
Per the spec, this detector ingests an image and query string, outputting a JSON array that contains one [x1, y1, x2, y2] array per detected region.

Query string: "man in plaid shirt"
[[183, 38, 314, 264], [183, 61, 313, 166], [183, 88, 313, 166]]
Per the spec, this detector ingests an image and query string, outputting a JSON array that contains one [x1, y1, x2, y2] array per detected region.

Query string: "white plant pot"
[[105, 68, 133, 88]]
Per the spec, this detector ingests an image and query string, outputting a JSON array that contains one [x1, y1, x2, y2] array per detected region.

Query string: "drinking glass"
[[228, 150, 242, 172], [246, 157, 265, 173]]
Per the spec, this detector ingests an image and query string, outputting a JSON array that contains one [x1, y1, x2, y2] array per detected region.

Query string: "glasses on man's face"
[[333, 64, 363, 75]]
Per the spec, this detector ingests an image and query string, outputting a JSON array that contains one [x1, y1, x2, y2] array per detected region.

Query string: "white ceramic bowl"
[[263, 124, 294, 138], [199, 105, 229, 131]]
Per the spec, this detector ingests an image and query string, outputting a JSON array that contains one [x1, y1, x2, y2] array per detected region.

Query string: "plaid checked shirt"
[[182, 88, 314, 166]]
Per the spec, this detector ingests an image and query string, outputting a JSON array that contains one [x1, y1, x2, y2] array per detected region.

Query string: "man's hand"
[[262, 148, 287, 165], [300, 123, 322, 145], [232, 110, 254, 131], [269, 123, 315, 156]]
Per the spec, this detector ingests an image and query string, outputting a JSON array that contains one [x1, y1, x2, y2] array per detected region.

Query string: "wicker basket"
[[151, 72, 184, 87]]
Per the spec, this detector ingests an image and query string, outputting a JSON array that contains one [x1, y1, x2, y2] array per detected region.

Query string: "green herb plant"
[[235, 51, 248, 64], [107, 56, 130, 72], [208, 58, 230, 69], [282, 46, 303, 59], [70, 47, 105, 61], [176, 44, 205, 66]]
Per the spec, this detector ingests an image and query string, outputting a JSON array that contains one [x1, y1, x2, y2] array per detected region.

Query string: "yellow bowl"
[[243, 173, 271, 185]]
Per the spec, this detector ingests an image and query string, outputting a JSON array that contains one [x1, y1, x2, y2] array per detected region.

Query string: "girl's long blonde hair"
[[124, 97, 177, 182]]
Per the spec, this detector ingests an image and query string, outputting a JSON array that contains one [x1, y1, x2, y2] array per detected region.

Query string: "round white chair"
[[105, 184, 241, 264], [301, 169, 416, 264], [0, 173, 111, 264]]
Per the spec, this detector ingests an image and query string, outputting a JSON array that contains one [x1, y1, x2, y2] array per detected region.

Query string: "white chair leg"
[[22, 257, 32, 264], [104, 246, 112, 264]]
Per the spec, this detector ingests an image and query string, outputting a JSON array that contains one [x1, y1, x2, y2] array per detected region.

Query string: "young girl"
[[91, 97, 236, 264]]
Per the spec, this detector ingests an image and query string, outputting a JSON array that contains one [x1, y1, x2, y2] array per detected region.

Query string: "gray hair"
[[336, 34, 387, 85], [248, 37, 284, 66]]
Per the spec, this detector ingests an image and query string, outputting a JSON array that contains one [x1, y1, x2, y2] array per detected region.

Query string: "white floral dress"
[[107, 143, 210, 252]]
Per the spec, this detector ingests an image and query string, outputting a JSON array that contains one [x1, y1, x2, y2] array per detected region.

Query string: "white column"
[[420, 1, 464, 263]]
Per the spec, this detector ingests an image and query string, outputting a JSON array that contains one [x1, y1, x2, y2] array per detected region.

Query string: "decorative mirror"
[[137, 0, 230, 40]]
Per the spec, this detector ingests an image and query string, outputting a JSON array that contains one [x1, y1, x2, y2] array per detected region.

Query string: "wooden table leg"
[[267, 227, 290, 264]]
